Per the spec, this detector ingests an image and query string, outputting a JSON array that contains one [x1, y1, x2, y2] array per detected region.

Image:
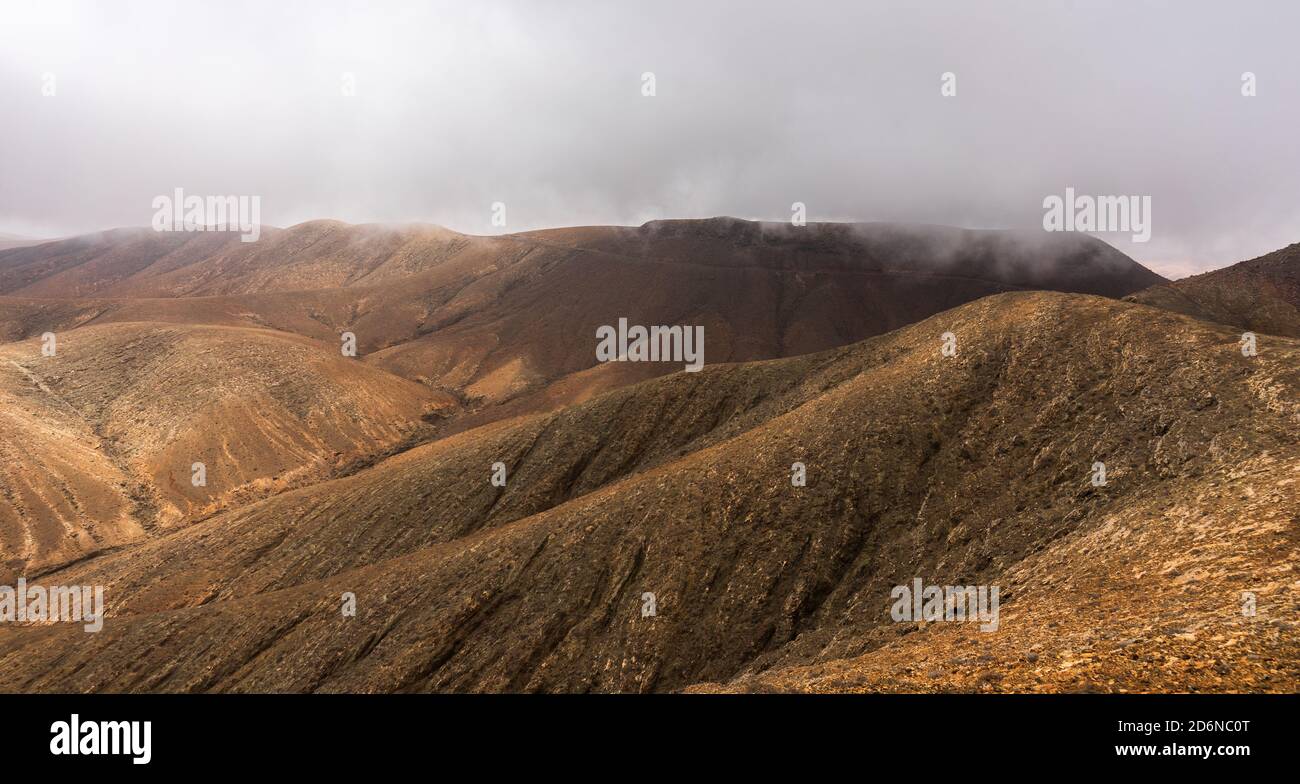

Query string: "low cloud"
[[1, 0, 1297, 276]]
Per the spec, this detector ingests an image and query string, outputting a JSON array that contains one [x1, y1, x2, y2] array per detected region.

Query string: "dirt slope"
[[0, 322, 449, 577], [1, 219, 1166, 425], [0, 223, 482, 298], [0, 292, 1292, 693], [691, 449, 1299, 693], [1127, 242, 1300, 337]]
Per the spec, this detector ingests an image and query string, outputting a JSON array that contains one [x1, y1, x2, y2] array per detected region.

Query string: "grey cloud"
[[1, 0, 1297, 277]]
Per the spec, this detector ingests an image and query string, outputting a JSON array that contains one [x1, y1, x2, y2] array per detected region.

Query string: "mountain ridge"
[[1127, 241, 1300, 337], [1, 291, 1293, 693]]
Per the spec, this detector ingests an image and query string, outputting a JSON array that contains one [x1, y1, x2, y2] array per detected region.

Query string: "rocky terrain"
[[0, 322, 447, 576], [0, 221, 1293, 693], [0, 219, 1164, 416], [0, 289, 1293, 693], [1127, 242, 1300, 338]]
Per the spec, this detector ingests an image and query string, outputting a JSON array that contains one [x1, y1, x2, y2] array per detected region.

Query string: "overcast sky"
[[2, 0, 1297, 277]]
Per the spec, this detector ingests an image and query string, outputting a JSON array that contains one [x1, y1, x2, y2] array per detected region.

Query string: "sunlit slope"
[[0, 322, 450, 574]]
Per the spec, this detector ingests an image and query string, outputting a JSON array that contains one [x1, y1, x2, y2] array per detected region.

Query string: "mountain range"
[[0, 218, 1293, 693]]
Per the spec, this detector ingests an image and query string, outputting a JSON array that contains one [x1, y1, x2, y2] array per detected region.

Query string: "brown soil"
[[0, 291, 1293, 693]]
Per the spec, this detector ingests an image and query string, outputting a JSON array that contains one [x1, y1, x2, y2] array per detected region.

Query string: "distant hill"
[[0, 322, 449, 575], [0, 232, 48, 252], [0, 219, 1166, 428], [1127, 242, 1300, 337]]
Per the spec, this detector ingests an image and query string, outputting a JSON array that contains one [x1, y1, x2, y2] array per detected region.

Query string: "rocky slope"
[[0, 292, 1292, 693], [1127, 242, 1300, 338], [1, 219, 1165, 422], [0, 322, 448, 577]]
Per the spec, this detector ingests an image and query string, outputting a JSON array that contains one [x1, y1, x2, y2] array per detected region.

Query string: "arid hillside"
[[1, 220, 1289, 695], [0, 292, 1293, 693], [0, 219, 1165, 422], [0, 220, 1169, 584], [1127, 242, 1300, 337], [0, 223, 471, 298], [0, 322, 449, 577], [0, 218, 1164, 300]]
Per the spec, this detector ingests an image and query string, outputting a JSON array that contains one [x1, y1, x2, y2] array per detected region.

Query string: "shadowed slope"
[[690, 449, 1299, 693], [365, 220, 1165, 406], [1128, 242, 1300, 337]]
